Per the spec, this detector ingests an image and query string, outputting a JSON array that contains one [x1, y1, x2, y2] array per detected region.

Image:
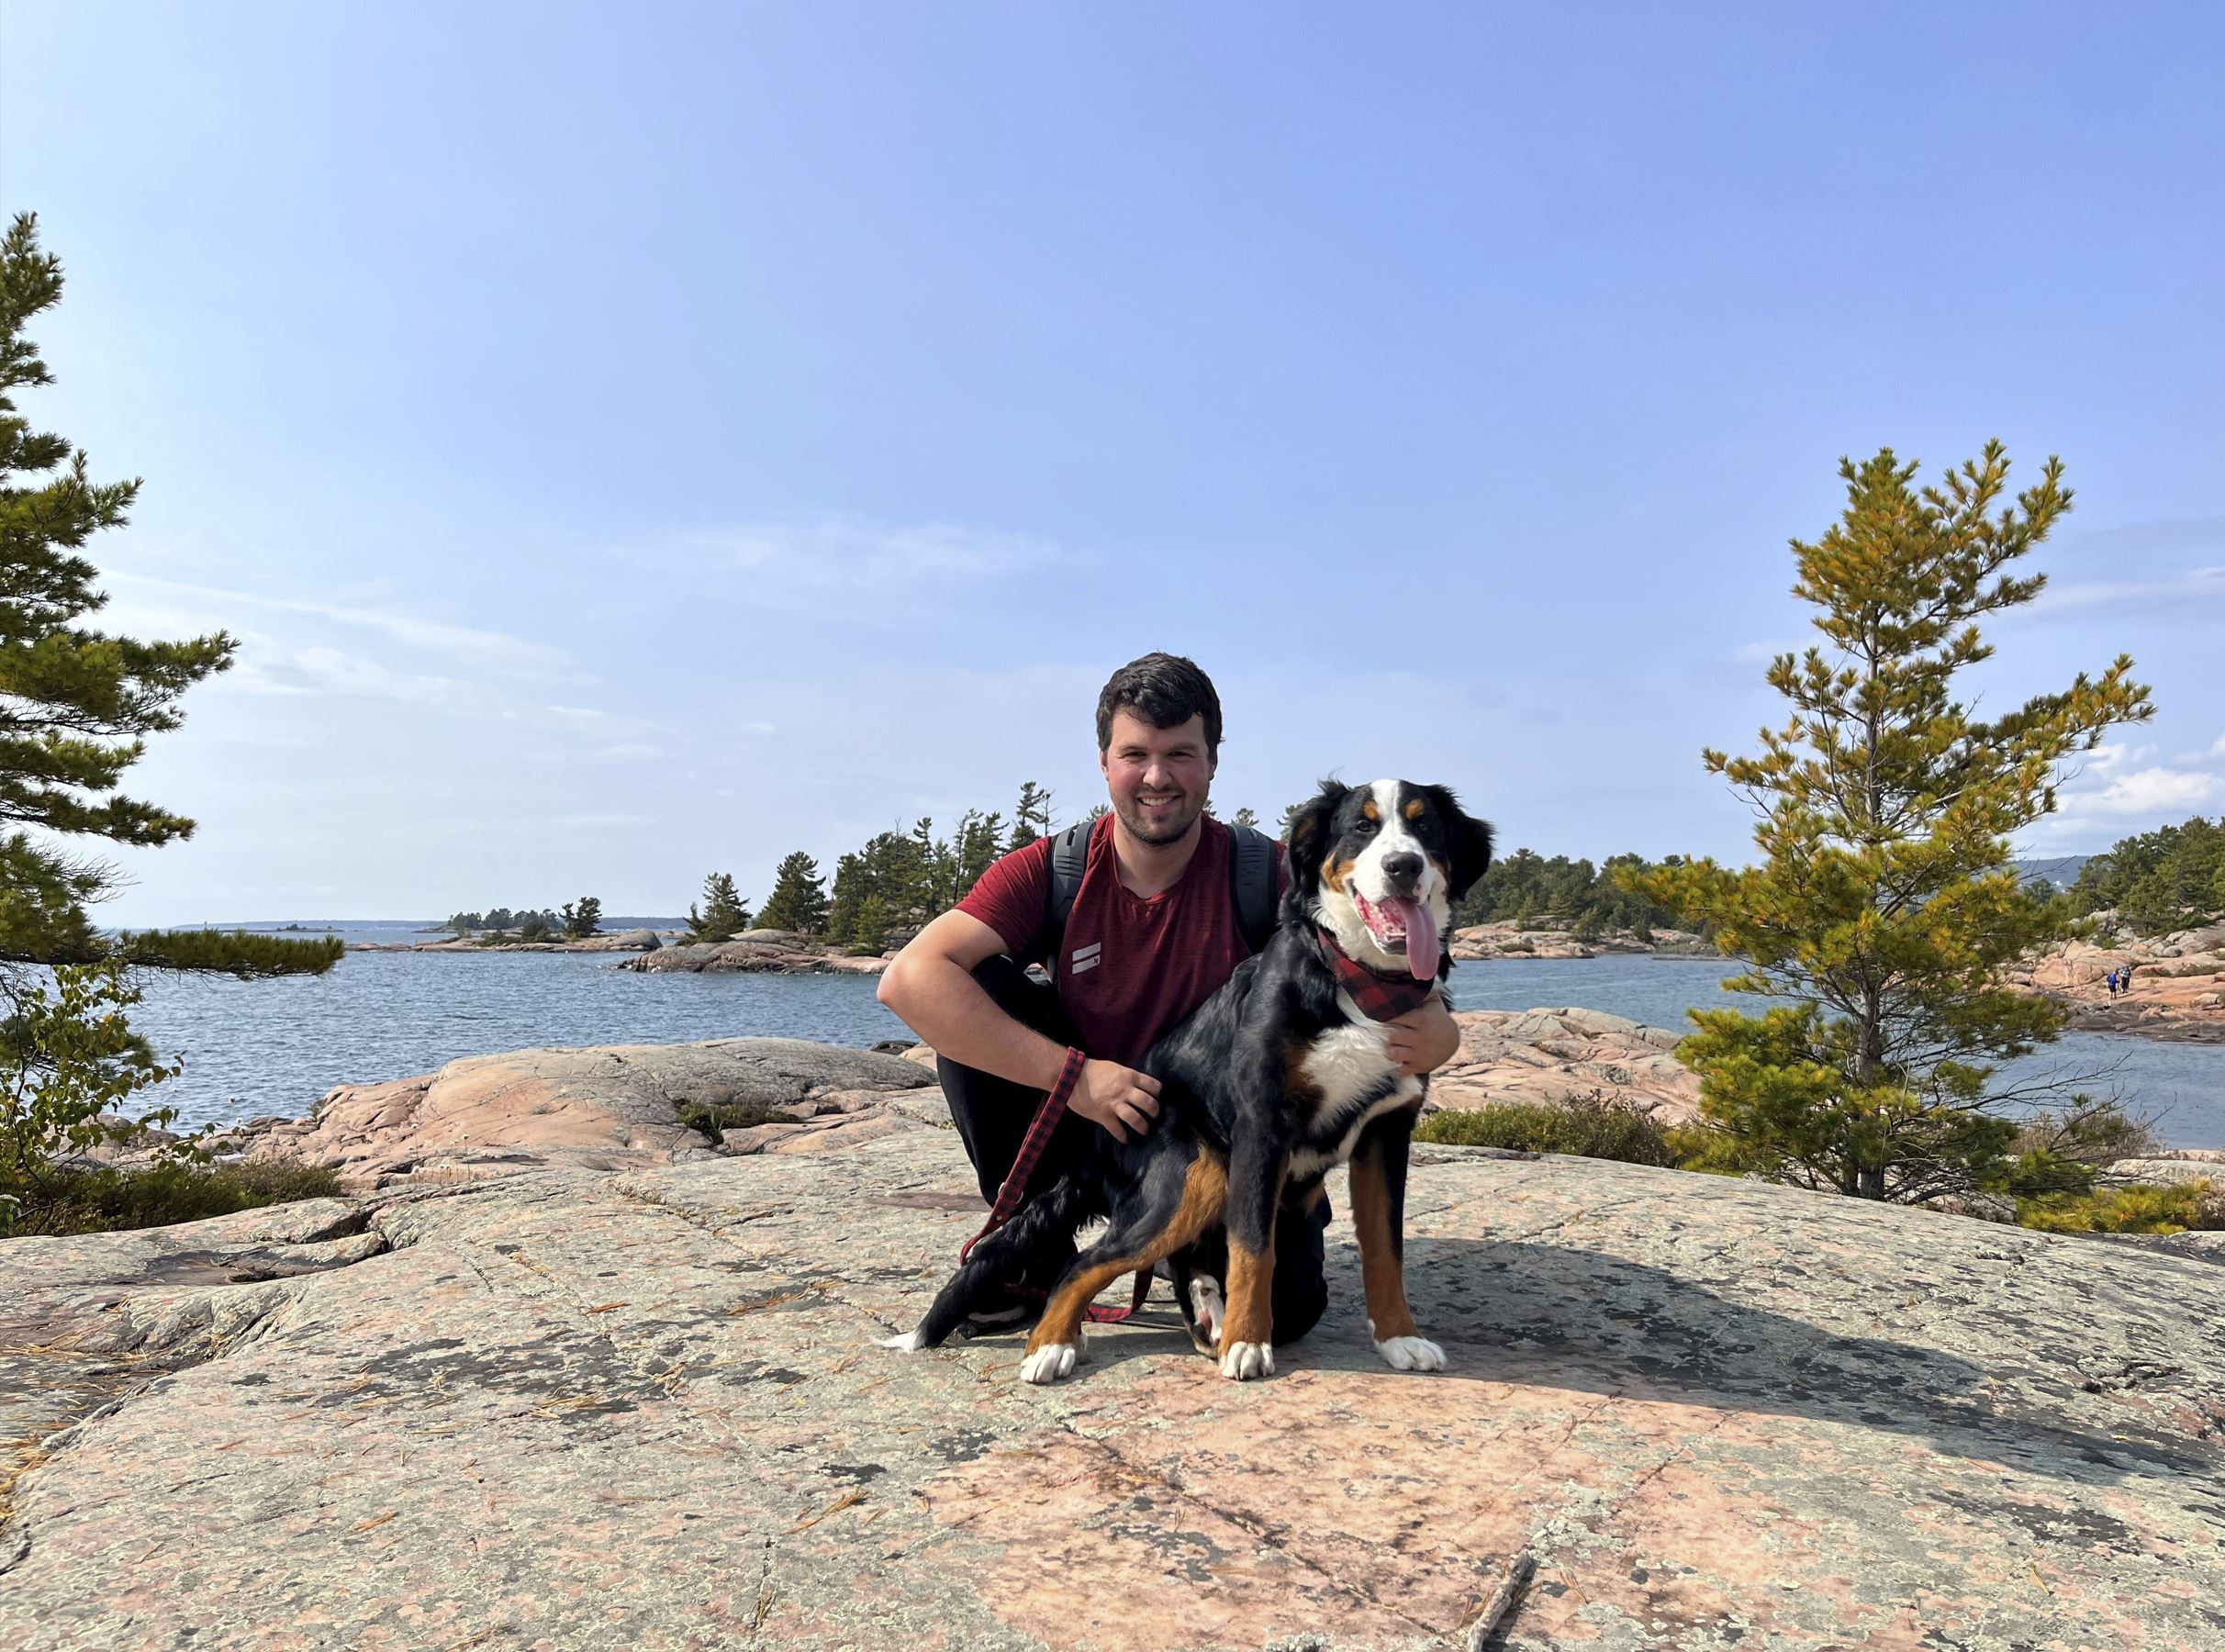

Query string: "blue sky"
[[3, 2, 2220, 923]]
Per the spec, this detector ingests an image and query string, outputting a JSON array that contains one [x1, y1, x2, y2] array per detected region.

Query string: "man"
[[878, 652, 1463, 1343]]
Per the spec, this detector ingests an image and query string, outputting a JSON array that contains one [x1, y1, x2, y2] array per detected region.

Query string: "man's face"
[[1100, 710, 1214, 847]]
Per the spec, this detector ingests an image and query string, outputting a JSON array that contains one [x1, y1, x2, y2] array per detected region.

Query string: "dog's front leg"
[[1350, 1107, 1443, 1373], [1219, 1131, 1286, 1380]]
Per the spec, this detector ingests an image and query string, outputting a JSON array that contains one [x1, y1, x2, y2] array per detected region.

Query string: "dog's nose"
[[1381, 851, 1424, 892]]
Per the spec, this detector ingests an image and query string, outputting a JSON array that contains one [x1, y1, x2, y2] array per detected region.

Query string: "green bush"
[[679, 1100, 801, 1144], [1415, 1091, 1683, 1167], [4, 1157, 344, 1237], [2016, 1178, 2215, 1235]]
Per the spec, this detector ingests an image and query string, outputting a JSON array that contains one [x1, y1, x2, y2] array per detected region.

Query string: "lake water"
[[124, 938, 2225, 1148]]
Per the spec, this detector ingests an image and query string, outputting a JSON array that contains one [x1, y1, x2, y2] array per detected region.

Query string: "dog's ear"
[[1424, 785, 1494, 899], [1282, 778, 1349, 902]]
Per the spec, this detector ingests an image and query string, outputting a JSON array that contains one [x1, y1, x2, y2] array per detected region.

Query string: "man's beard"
[[1115, 789, 1206, 846]]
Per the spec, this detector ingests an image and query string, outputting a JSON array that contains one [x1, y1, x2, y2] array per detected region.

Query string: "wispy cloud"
[[646, 511, 1070, 608], [227, 635, 464, 705], [2058, 515, 2225, 558], [2036, 565, 2225, 611], [2056, 765, 2222, 818], [106, 574, 572, 675]]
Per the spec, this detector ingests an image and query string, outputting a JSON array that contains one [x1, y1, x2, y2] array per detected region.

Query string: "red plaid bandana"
[[1318, 928, 1440, 1021]]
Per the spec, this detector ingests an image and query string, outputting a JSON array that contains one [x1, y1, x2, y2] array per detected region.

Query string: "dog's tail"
[[883, 1175, 1099, 1352]]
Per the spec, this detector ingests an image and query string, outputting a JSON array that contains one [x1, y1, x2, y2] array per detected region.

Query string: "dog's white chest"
[[1288, 1010, 1422, 1178]]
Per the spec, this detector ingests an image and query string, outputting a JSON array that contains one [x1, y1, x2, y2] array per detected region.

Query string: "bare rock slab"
[[3, 1125, 2219, 1650], [1433, 1009, 1702, 1122], [225, 1037, 933, 1189]]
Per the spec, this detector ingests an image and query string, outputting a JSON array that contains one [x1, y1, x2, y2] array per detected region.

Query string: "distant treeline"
[[1448, 850, 1695, 940], [443, 898, 602, 940], [679, 783, 1695, 954], [2066, 816, 2225, 935]]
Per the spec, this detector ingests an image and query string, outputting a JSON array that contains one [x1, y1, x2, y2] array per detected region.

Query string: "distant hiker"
[[2119, 962, 2135, 992], [2104, 969, 2119, 998]]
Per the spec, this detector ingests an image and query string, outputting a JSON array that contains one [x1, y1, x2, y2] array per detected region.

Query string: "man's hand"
[[1071, 1059, 1162, 1143], [1385, 996, 1461, 1077]]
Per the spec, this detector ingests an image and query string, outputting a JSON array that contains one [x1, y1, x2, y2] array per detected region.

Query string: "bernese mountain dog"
[[882, 777, 1493, 1383]]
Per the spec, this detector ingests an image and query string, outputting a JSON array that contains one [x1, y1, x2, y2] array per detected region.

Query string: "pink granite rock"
[[1432, 1008, 1703, 1123], [225, 1037, 933, 1190], [4, 1114, 2218, 1649]]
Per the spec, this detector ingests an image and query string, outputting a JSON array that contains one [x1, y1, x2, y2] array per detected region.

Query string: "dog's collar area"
[[1315, 927, 1438, 1021]]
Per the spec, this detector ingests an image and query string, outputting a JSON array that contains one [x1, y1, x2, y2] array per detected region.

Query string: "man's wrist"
[[1024, 1034, 1079, 1092]]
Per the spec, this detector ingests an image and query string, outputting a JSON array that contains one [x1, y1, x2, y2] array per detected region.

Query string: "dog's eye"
[[1351, 817, 1378, 835]]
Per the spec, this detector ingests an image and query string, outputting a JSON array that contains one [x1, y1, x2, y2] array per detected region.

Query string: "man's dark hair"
[[1095, 653, 1224, 762]]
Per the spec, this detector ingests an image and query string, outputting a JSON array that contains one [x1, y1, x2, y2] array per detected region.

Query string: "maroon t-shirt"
[[957, 815, 1281, 1067]]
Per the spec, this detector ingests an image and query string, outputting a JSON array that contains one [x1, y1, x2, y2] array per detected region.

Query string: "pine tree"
[[1231, 806, 1259, 831], [954, 809, 1003, 899], [756, 852, 829, 934], [561, 896, 602, 939], [1626, 444, 2152, 1202], [0, 212, 340, 980], [687, 873, 753, 941], [1008, 782, 1052, 851], [851, 895, 892, 954]]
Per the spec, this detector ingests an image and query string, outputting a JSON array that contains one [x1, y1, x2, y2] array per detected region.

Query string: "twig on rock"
[[1464, 1551, 1537, 1650]]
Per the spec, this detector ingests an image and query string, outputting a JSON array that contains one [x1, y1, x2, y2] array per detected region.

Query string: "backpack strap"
[[1037, 818, 1093, 975], [1226, 822, 1279, 955]]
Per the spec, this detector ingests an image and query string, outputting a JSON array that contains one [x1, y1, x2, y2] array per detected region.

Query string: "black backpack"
[[1036, 818, 1279, 979]]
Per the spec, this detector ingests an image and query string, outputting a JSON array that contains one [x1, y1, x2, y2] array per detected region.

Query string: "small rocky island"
[[4, 1026, 2220, 1649]]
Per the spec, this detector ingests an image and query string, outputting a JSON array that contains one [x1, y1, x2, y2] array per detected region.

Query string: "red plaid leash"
[[959, 1045, 1152, 1324], [1318, 928, 1440, 1020]]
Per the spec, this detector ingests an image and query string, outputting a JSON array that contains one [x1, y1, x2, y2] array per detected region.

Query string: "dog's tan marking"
[[1024, 1154, 1228, 1355], [1347, 1142, 1418, 1342], [1403, 798, 1426, 820], [1361, 797, 1381, 821], [1221, 1235, 1277, 1351], [1323, 856, 1355, 893]]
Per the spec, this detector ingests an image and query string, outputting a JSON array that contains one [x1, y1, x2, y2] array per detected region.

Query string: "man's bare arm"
[[878, 910, 1162, 1142]]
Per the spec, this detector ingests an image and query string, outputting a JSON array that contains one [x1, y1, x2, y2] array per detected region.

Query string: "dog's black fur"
[[889, 778, 1493, 1382]]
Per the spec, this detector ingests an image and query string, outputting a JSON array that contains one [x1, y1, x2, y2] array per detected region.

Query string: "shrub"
[[679, 1100, 800, 1144], [1415, 1091, 1683, 1167], [2016, 1179, 2215, 1235], [4, 1157, 343, 1237], [2, 960, 192, 1212]]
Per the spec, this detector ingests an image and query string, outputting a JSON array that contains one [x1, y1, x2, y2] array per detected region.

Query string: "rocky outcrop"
[[2006, 921, 2225, 1044], [1450, 921, 1713, 960], [219, 1038, 934, 1190], [1433, 1008, 1702, 1122], [4, 1112, 2219, 1649], [624, 930, 889, 975]]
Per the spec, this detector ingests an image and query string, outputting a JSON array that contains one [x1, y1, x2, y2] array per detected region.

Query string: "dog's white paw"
[[1189, 1278, 1225, 1346], [1219, 1340, 1274, 1381], [1020, 1341, 1080, 1384], [1374, 1334, 1445, 1373], [876, 1328, 926, 1353]]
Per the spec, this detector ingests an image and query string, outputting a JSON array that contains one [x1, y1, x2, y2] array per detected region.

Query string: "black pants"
[[936, 956, 1329, 1345]]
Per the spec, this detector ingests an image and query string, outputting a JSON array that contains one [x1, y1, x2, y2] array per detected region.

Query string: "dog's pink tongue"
[[1387, 898, 1439, 979]]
